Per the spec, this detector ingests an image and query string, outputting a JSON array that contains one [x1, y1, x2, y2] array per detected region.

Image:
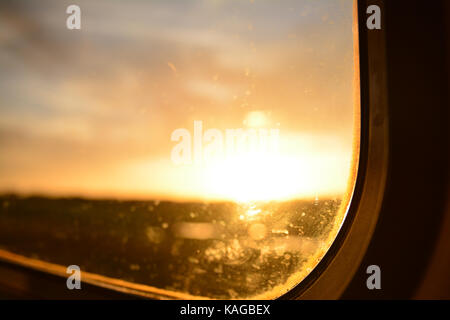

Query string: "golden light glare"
[[244, 111, 270, 128], [123, 127, 351, 203]]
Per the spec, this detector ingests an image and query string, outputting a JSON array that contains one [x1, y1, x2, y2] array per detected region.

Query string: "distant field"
[[0, 195, 341, 299]]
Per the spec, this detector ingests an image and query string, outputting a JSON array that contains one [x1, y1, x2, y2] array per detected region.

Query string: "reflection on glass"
[[0, 0, 358, 299]]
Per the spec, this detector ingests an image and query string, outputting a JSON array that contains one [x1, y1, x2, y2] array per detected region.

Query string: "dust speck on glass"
[[0, 0, 358, 299]]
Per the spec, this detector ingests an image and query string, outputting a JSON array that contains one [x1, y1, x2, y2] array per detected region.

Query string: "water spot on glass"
[[248, 223, 266, 240], [146, 226, 164, 244]]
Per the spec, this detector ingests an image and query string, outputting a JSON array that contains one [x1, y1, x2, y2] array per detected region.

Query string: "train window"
[[0, 0, 359, 299]]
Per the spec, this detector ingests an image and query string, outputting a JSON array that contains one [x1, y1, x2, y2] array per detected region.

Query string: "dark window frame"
[[281, 0, 388, 299]]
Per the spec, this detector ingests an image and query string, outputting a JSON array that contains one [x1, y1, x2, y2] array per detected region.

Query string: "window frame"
[[0, 0, 389, 300], [281, 0, 388, 299]]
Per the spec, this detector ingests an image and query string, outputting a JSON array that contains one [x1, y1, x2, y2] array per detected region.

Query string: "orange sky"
[[0, 0, 357, 202]]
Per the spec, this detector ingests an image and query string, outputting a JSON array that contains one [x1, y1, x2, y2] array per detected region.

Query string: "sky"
[[0, 0, 357, 202]]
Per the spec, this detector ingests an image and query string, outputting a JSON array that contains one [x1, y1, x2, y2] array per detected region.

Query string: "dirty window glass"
[[0, 0, 359, 299]]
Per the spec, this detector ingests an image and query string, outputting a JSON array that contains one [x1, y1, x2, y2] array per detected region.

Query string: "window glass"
[[0, 0, 359, 299]]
